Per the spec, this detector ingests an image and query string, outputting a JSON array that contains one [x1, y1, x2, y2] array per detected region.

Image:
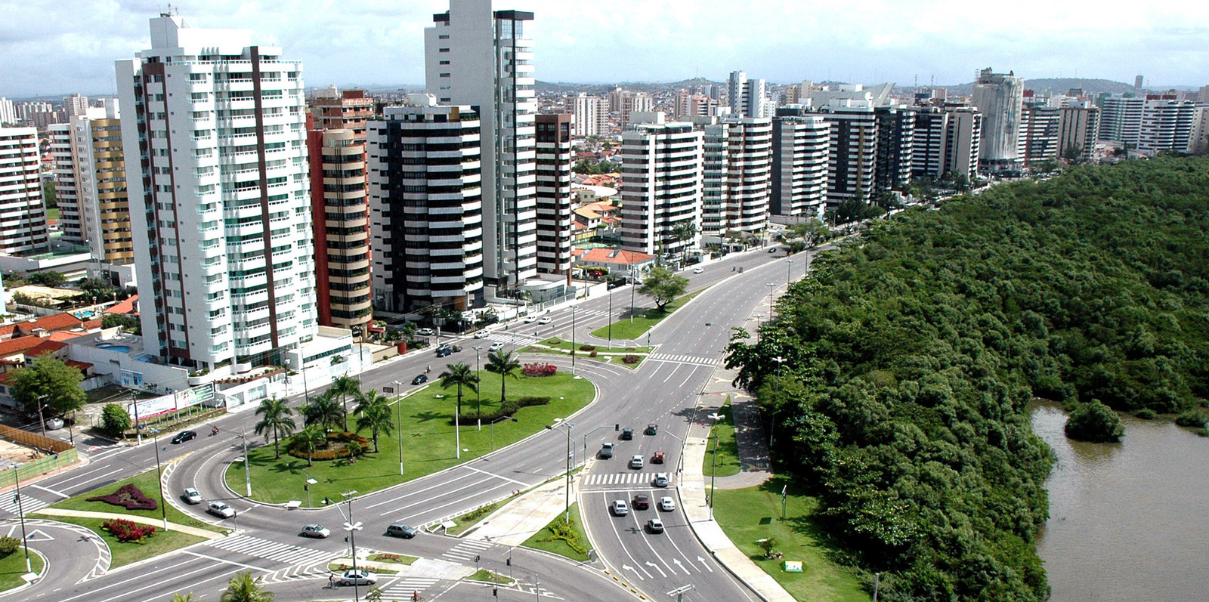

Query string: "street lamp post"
[[474, 346, 483, 431], [708, 413, 721, 521], [571, 305, 577, 376], [767, 283, 776, 321], [787, 259, 793, 288], [10, 467, 31, 572], [341, 491, 363, 602], [394, 380, 404, 477], [131, 390, 142, 446], [149, 427, 169, 530], [607, 288, 613, 348], [546, 422, 574, 522], [629, 266, 637, 325], [35, 396, 48, 438], [239, 425, 252, 497]]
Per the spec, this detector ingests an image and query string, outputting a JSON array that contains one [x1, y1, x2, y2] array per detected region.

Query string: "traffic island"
[[32, 468, 225, 569], [226, 371, 595, 507], [520, 502, 591, 562], [0, 546, 45, 593], [589, 288, 708, 341]]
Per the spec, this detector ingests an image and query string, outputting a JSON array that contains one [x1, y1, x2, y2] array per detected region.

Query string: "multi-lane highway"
[[3, 244, 811, 602]]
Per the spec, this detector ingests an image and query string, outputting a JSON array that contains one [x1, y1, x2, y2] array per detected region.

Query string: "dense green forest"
[[726, 157, 1209, 601]]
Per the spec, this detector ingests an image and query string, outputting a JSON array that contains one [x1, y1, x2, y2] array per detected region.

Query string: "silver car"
[[339, 569, 377, 586], [208, 501, 235, 519], [630, 454, 644, 469], [611, 500, 629, 516], [301, 523, 330, 538], [183, 487, 203, 505]]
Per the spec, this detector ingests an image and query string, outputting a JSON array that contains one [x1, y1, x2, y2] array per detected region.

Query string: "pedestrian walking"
[[329, 574, 336, 588]]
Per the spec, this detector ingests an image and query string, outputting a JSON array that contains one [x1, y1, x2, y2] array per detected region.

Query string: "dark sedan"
[[171, 430, 197, 444]]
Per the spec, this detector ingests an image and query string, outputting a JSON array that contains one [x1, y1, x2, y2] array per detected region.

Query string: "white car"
[[522, 315, 536, 323], [416, 328, 434, 336], [207, 501, 235, 519], [659, 496, 676, 511], [611, 500, 629, 516], [489, 342, 504, 352], [474, 330, 489, 339], [630, 454, 644, 469], [183, 487, 203, 505], [339, 569, 377, 586], [301, 523, 330, 538], [653, 472, 670, 487], [538, 317, 552, 324], [693, 267, 703, 274]]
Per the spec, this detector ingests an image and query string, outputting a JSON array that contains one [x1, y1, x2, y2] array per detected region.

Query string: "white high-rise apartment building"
[[0, 128, 49, 255], [971, 67, 1024, 173], [820, 100, 879, 201], [1020, 103, 1062, 167], [1097, 95, 1144, 146], [117, 15, 316, 371], [572, 93, 606, 137], [48, 103, 135, 265], [64, 94, 90, 118], [1138, 96, 1195, 154], [1189, 106, 1209, 155], [912, 105, 982, 180], [426, 0, 538, 297], [727, 71, 768, 118], [700, 116, 772, 240], [619, 112, 703, 258], [368, 100, 485, 312], [1057, 105, 1100, 162], [771, 107, 829, 218], [0, 99, 15, 126]]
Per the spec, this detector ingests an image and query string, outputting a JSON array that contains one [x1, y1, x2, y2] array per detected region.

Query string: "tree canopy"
[[725, 156, 1209, 601], [7, 356, 86, 417], [638, 266, 688, 310]]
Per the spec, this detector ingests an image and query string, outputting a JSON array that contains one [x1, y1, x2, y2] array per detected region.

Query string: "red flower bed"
[[522, 362, 558, 377], [102, 518, 157, 543], [87, 484, 158, 511]]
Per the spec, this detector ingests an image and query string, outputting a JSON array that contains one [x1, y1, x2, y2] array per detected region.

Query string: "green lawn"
[[521, 502, 591, 562], [40, 468, 225, 534], [47, 208, 60, 221], [529, 338, 653, 355], [366, 553, 417, 565], [467, 569, 513, 584], [228, 372, 594, 507], [0, 549, 44, 592], [704, 401, 741, 478], [713, 476, 867, 602], [590, 289, 707, 340], [46, 516, 205, 569]]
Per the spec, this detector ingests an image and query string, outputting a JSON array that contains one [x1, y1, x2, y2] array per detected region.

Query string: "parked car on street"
[[171, 430, 197, 444], [693, 267, 703, 274], [522, 316, 536, 323], [474, 331, 489, 339], [387, 523, 418, 538], [183, 487, 203, 505], [301, 524, 330, 538], [611, 500, 628, 516], [208, 501, 235, 519]]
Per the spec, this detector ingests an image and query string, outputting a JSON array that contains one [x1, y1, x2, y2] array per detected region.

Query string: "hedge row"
[[455, 397, 550, 425]]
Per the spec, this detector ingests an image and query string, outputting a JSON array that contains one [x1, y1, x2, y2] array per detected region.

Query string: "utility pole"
[[11, 467, 31, 572], [131, 390, 142, 445], [395, 380, 403, 477], [240, 425, 252, 497], [151, 428, 168, 530], [571, 305, 576, 376], [629, 266, 637, 324]]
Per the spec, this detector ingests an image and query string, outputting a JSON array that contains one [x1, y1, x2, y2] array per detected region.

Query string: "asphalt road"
[[1, 244, 811, 602]]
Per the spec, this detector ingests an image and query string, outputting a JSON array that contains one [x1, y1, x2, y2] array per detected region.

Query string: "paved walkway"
[[35, 507, 224, 539], [460, 468, 581, 548], [714, 385, 773, 490]]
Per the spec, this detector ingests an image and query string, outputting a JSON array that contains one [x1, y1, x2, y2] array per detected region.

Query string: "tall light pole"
[[786, 259, 793, 288], [607, 288, 613, 348], [766, 283, 776, 321], [394, 380, 403, 477], [131, 390, 142, 446], [341, 491, 363, 602], [149, 427, 168, 530], [546, 422, 574, 522], [708, 413, 721, 520], [629, 266, 637, 325], [571, 305, 577, 376], [11, 467, 31, 572], [474, 346, 483, 431], [239, 425, 252, 497]]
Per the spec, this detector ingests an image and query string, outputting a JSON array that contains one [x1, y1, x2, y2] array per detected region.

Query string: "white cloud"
[[0, 0, 1205, 98]]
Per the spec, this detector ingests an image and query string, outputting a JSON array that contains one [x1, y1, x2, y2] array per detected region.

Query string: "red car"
[[652, 451, 665, 464], [633, 494, 651, 510]]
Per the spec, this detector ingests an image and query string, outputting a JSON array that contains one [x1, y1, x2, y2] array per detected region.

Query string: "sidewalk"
[[35, 508, 224, 539], [461, 468, 580, 547]]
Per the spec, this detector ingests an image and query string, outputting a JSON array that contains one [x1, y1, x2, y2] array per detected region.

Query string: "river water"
[[1031, 404, 1209, 602]]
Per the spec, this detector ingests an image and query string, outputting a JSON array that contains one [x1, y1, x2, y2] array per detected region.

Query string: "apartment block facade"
[[700, 116, 772, 240], [0, 127, 48, 255], [1020, 103, 1062, 167], [1057, 105, 1101, 162], [619, 113, 704, 258], [116, 15, 316, 370], [571, 93, 607, 137], [307, 128, 371, 330], [535, 113, 573, 275], [874, 106, 915, 192], [771, 107, 829, 218], [971, 67, 1024, 173], [820, 101, 878, 201]]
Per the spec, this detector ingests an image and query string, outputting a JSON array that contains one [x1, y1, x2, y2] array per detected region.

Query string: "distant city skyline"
[[2, 0, 1208, 98]]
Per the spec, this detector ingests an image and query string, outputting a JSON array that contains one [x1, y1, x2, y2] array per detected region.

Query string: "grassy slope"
[[228, 372, 594, 507], [713, 476, 867, 602], [521, 502, 591, 562], [590, 289, 706, 340], [703, 401, 741, 478]]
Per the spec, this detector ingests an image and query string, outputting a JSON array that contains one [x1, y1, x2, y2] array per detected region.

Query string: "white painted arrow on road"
[[622, 564, 645, 581], [672, 558, 691, 575], [697, 556, 714, 572], [645, 561, 668, 578]]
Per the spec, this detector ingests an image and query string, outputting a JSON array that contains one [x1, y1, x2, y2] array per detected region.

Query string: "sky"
[[3, 0, 1208, 99]]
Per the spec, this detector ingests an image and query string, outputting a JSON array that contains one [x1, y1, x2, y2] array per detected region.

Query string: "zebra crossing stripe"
[[443, 539, 492, 562], [0, 495, 48, 516], [383, 577, 440, 596]]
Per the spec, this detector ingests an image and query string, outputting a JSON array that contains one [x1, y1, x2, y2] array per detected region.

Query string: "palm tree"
[[485, 350, 521, 403], [439, 362, 479, 421], [301, 391, 343, 431], [355, 393, 394, 453], [220, 572, 274, 602], [291, 425, 326, 467], [171, 594, 199, 602], [253, 397, 295, 459], [329, 374, 361, 432]]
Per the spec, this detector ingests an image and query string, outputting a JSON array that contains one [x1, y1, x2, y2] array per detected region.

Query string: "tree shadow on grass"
[[409, 410, 446, 424]]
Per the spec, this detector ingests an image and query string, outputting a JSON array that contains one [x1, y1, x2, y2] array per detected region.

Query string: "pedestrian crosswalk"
[[381, 576, 440, 599], [582, 471, 673, 487], [206, 535, 335, 566], [488, 333, 539, 346], [648, 353, 719, 366], [259, 563, 331, 585], [442, 538, 492, 563], [0, 493, 47, 517]]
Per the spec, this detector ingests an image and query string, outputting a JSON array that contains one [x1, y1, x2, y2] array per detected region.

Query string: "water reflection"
[[1032, 402, 1209, 602]]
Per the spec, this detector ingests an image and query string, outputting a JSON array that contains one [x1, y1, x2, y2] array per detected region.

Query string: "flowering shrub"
[[102, 518, 157, 543], [579, 345, 596, 352], [622, 355, 640, 364], [522, 362, 558, 377], [87, 484, 158, 511]]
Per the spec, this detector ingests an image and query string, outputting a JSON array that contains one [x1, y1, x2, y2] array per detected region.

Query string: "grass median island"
[[590, 288, 707, 341], [467, 569, 514, 584], [704, 400, 741, 478], [0, 548, 44, 592], [713, 476, 866, 602], [228, 371, 594, 507], [52, 516, 204, 569], [521, 502, 590, 562]]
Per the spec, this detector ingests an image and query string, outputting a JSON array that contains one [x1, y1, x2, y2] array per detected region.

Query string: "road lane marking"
[[679, 365, 700, 388], [662, 363, 682, 383], [645, 560, 667, 578], [696, 556, 714, 572], [623, 488, 680, 576], [377, 475, 495, 516], [29, 484, 68, 498], [396, 481, 512, 523], [364, 470, 477, 510], [599, 492, 652, 580], [57, 559, 197, 602], [50, 466, 123, 488], [465, 465, 532, 487], [184, 550, 269, 571]]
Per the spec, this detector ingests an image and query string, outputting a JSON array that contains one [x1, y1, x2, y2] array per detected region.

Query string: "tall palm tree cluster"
[[253, 373, 396, 467]]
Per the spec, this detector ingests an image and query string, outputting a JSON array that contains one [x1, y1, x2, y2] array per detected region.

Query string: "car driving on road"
[[645, 423, 658, 435], [659, 496, 676, 511], [653, 473, 669, 487], [599, 442, 614, 459], [338, 569, 377, 586], [171, 430, 197, 444], [301, 524, 330, 538], [620, 427, 633, 440], [489, 342, 504, 352], [411, 374, 428, 385], [538, 316, 552, 324], [474, 330, 489, 339], [647, 517, 665, 534], [208, 501, 235, 519], [387, 523, 418, 538], [611, 500, 628, 516], [652, 450, 665, 464], [693, 267, 703, 274], [183, 487, 203, 505], [633, 493, 651, 510], [630, 454, 644, 469], [417, 328, 434, 336]]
